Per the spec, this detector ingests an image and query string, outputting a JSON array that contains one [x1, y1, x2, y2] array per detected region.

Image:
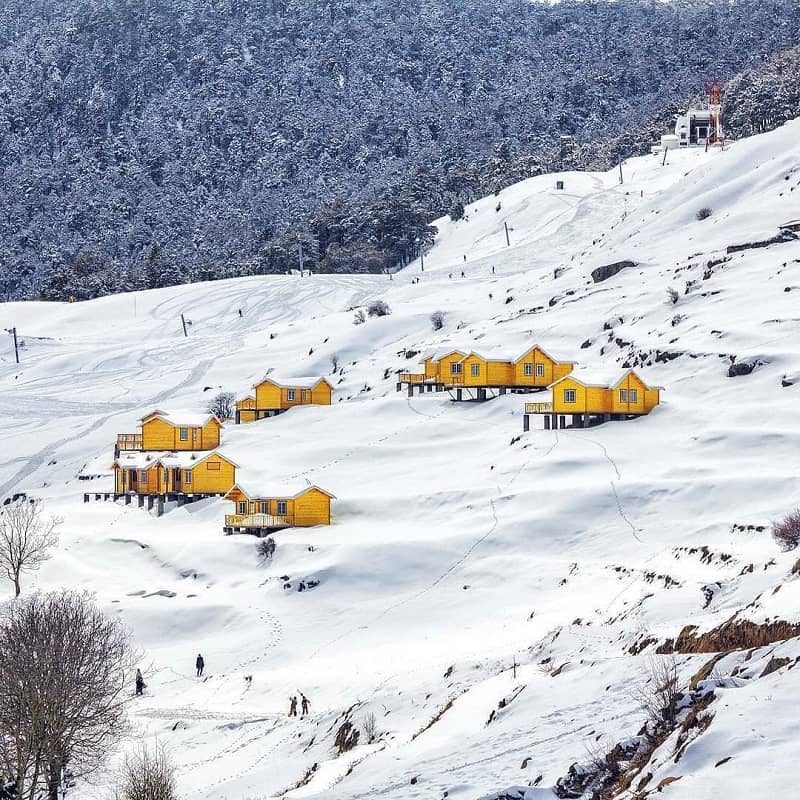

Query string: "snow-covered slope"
[[2, 119, 800, 799]]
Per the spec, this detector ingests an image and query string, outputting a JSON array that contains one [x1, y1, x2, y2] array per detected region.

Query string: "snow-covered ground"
[[2, 118, 800, 799]]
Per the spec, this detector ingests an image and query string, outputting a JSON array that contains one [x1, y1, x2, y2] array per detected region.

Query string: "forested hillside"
[[1, 0, 799, 299]]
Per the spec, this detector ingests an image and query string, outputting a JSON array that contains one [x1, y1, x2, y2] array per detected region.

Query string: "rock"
[[727, 360, 757, 377], [591, 260, 636, 283]]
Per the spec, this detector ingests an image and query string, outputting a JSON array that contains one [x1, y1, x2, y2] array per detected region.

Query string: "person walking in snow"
[[196, 653, 205, 677], [289, 696, 298, 717], [300, 693, 310, 716], [135, 668, 145, 696]]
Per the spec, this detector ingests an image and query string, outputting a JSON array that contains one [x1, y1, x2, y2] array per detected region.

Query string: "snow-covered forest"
[[1, 0, 800, 299]]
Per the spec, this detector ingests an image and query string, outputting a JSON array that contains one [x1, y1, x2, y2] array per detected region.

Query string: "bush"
[[696, 207, 713, 221], [118, 745, 178, 800], [256, 537, 276, 562], [666, 287, 679, 305], [430, 310, 445, 330], [772, 508, 800, 551], [352, 309, 366, 325], [362, 712, 377, 743], [367, 299, 391, 317]]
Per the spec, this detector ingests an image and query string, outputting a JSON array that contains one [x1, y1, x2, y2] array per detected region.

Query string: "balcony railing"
[[398, 373, 427, 384], [116, 434, 143, 451], [525, 402, 553, 414], [225, 513, 295, 529]]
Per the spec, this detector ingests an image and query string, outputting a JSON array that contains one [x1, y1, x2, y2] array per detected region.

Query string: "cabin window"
[[564, 389, 576, 404], [139, 470, 147, 483], [184, 470, 192, 484], [277, 501, 288, 516], [287, 389, 296, 401], [206, 461, 221, 471], [629, 389, 638, 403], [179, 427, 188, 441], [535, 363, 545, 377], [619, 389, 628, 402], [471, 364, 480, 377], [301, 390, 308, 402], [523, 363, 533, 376], [238, 501, 247, 514], [451, 363, 462, 375], [260, 501, 268, 514]]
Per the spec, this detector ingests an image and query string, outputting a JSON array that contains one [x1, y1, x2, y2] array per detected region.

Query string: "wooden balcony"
[[525, 401, 553, 414], [116, 433, 143, 451], [398, 373, 427, 384], [225, 513, 294, 529]]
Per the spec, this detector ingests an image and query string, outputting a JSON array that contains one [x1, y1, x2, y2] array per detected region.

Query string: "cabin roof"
[[223, 482, 336, 501], [549, 368, 664, 390], [447, 344, 575, 366], [113, 449, 237, 470], [420, 348, 468, 362], [139, 409, 220, 427], [255, 376, 331, 390]]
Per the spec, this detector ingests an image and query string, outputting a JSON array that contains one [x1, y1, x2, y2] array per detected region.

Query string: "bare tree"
[[256, 536, 276, 563], [0, 498, 60, 597], [330, 353, 339, 373], [207, 391, 236, 421], [352, 309, 366, 326], [362, 712, 377, 744], [634, 655, 682, 736], [118, 745, 177, 800], [772, 508, 800, 551], [665, 287, 680, 305], [0, 591, 135, 800]]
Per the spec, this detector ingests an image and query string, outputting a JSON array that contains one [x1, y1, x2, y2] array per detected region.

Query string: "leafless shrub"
[[330, 353, 339, 372], [256, 536, 276, 562], [430, 310, 446, 331], [696, 207, 713, 221], [367, 300, 391, 318], [772, 508, 800, 551], [634, 655, 681, 736], [0, 590, 135, 799], [666, 286, 680, 305], [352, 309, 366, 326], [207, 391, 236, 421], [118, 745, 177, 800], [362, 712, 377, 743], [0, 498, 60, 596]]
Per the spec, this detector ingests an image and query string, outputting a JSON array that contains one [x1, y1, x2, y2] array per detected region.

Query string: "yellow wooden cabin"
[[223, 483, 336, 534], [523, 368, 663, 430], [398, 345, 575, 398], [235, 377, 333, 423], [113, 450, 237, 497], [116, 410, 222, 454]]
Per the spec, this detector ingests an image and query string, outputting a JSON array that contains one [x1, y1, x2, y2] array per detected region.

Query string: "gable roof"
[[113, 449, 237, 470], [254, 376, 332, 390], [513, 344, 576, 365], [420, 348, 467, 363], [223, 482, 336, 501], [549, 367, 664, 391], [139, 409, 221, 428], [450, 345, 576, 366]]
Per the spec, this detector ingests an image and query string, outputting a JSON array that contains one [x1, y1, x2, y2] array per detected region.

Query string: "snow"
[[141, 409, 219, 427], [258, 376, 329, 389], [2, 119, 800, 799]]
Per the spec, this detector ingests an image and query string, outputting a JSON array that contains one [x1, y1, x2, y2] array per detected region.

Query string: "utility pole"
[[11, 327, 19, 364], [618, 161, 624, 185], [512, 657, 517, 679], [661, 147, 668, 167], [298, 241, 304, 275], [180, 314, 188, 337], [504, 221, 511, 247], [420, 251, 424, 272]]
